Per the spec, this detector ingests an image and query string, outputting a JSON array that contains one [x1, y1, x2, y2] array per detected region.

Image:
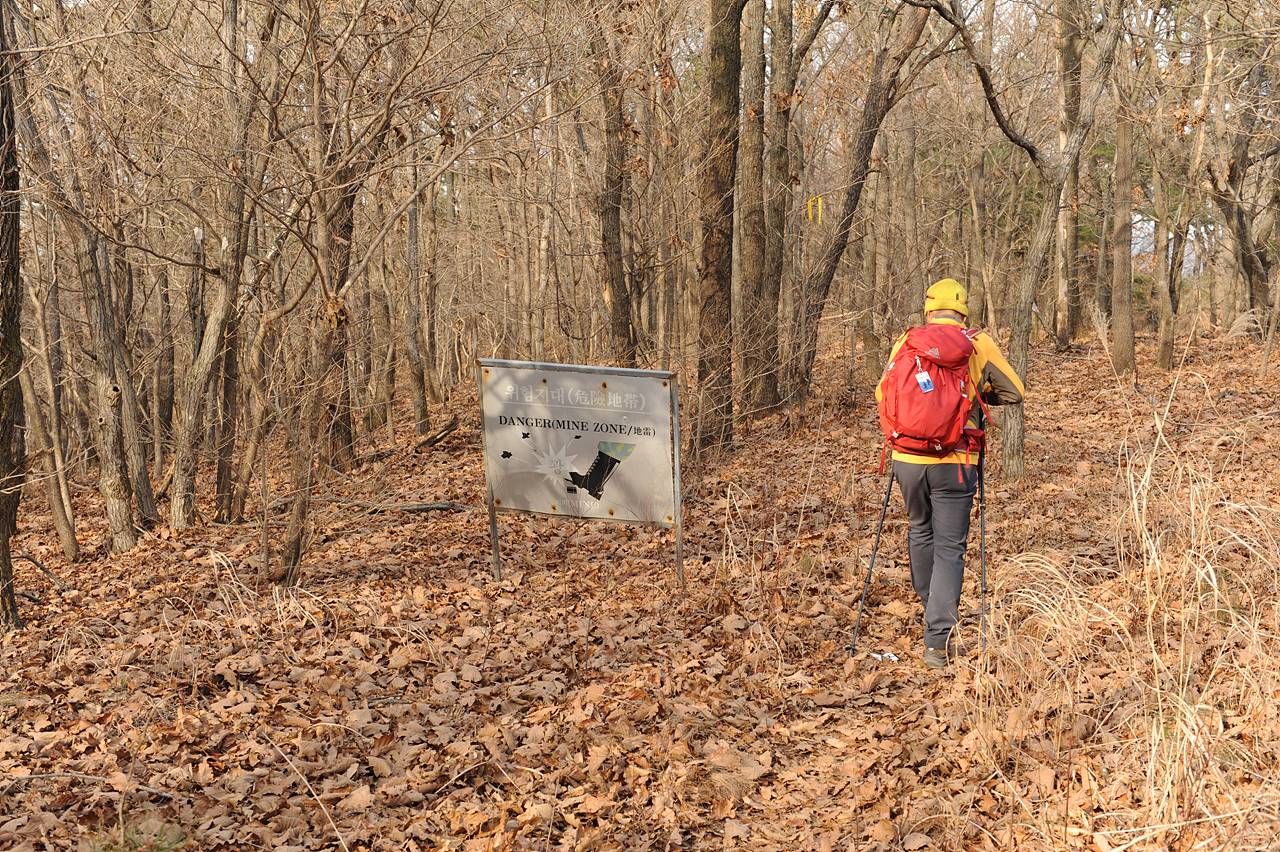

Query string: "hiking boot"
[[922, 646, 949, 669]]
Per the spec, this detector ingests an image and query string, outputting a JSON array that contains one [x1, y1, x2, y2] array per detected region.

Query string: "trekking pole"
[[850, 467, 896, 653], [978, 450, 988, 654], [972, 398, 994, 657]]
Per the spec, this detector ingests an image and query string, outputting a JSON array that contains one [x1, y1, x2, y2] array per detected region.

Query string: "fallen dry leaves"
[[3, 334, 1280, 851]]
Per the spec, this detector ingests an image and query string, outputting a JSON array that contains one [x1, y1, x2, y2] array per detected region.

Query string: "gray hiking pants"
[[893, 460, 979, 650]]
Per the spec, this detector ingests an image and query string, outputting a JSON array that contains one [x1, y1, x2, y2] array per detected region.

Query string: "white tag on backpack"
[[915, 370, 935, 393]]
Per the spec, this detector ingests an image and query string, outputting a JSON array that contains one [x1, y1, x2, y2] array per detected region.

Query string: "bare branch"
[[13, 552, 70, 591], [908, 0, 1042, 165], [793, 1, 838, 71]]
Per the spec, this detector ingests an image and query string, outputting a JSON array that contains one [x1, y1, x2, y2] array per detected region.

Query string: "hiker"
[[875, 279, 1024, 669]]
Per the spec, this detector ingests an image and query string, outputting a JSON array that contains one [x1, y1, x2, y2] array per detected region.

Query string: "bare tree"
[[755, 0, 836, 413], [1202, 36, 1279, 332], [403, 145, 433, 435], [1054, 0, 1086, 344], [924, 0, 1127, 479], [788, 3, 934, 405], [0, 0, 23, 629], [11, 93, 138, 550], [738, 0, 767, 412], [592, 4, 637, 367], [1111, 48, 1137, 375], [696, 0, 748, 447]]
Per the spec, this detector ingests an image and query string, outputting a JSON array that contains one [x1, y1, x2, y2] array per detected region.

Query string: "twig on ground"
[[359, 447, 401, 464], [151, 461, 175, 501], [416, 414, 460, 449], [1032, 300, 1063, 349], [3, 772, 185, 802], [436, 760, 488, 794], [326, 497, 475, 514], [14, 553, 71, 591]]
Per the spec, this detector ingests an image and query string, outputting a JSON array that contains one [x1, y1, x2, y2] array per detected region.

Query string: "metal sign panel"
[[478, 360, 679, 527]]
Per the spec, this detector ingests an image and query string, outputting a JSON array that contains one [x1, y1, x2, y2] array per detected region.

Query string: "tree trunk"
[[1110, 71, 1137, 376], [936, 0, 1126, 479], [366, 261, 397, 436], [229, 199, 304, 525], [594, 15, 636, 368], [760, 1, 836, 410], [1055, 0, 1084, 344], [277, 2, 408, 581], [696, 0, 748, 448], [279, 324, 338, 586], [967, 0, 998, 330], [404, 167, 431, 434], [900, 121, 925, 325], [858, 216, 881, 379], [1002, 186, 1065, 478], [965, 156, 989, 328], [873, 135, 892, 323], [1095, 201, 1111, 318], [153, 266, 174, 478], [328, 328, 357, 472], [1205, 61, 1275, 330], [320, 168, 361, 474], [170, 230, 240, 528], [229, 300, 267, 524], [422, 154, 446, 404], [760, 0, 793, 414], [115, 339, 159, 528], [18, 368, 76, 560], [0, 17, 25, 627], [1151, 165, 1175, 369], [105, 229, 154, 524], [171, 0, 254, 527], [9, 52, 137, 550], [214, 312, 241, 523], [739, 0, 769, 416], [1168, 216, 1188, 316], [27, 279, 74, 525], [534, 205, 554, 362], [279, 364, 319, 587]]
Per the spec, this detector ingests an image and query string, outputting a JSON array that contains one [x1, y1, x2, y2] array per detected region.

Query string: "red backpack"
[[878, 323, 980, 458]]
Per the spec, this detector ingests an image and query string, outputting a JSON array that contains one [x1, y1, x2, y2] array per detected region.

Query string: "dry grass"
[[1224, 309, 1264, 340], [85, 819, 188, 852], [964, 415, 1280, 850]]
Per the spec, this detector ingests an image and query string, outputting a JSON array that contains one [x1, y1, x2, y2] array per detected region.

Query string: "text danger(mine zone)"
[[479, 362, 677, 526]]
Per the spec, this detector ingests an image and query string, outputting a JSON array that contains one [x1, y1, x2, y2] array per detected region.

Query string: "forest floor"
[[4, 332, 1280, 852]]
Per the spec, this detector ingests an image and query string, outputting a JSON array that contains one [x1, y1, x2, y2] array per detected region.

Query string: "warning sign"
[[477, 360, 679, 526]]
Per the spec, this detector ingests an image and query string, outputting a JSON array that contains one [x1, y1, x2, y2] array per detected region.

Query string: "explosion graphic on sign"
[[532, 444, 579, 484]]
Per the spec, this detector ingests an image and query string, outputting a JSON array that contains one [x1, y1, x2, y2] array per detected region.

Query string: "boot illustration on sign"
[[566, 442, 636, 499]]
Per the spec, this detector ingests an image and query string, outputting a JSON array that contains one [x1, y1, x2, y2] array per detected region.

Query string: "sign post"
[[477, 359, 683, 585]]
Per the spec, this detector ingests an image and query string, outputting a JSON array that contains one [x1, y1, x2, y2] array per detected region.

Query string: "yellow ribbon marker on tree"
[[807, 195, 823, 224]]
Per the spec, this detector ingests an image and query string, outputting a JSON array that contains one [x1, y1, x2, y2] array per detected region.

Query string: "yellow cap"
[[925, 278, 968, 317]]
